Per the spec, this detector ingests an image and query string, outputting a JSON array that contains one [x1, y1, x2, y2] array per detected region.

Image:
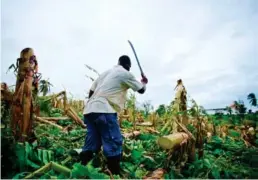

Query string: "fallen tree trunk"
[[136, 122, 153, 126], [157, 132, 189, 150], [39, 117, 70, 121], [35, 116, 63, 130], [66, 107, 85, 128]]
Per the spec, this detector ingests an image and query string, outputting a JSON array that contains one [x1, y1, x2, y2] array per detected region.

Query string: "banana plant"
[[39, 79, 53, 96]]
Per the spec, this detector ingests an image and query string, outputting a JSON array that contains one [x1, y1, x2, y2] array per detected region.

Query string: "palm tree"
[[39, 79, 53, 96], [247, 93, 257, 109], [226, 106, 232, 115], [231, 100, 247, 119]]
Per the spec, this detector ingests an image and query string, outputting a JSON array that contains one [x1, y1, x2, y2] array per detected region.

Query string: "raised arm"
[[123, 72, 148, 94]]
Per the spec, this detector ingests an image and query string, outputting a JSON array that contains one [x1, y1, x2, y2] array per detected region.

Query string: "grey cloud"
[[1, 0, 258, 109]]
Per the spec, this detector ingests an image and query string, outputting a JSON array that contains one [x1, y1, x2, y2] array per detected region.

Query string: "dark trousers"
[[80, 113, 123, 174]]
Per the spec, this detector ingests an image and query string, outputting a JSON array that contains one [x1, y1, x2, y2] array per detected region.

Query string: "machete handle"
[[141, 73, 148, 84]]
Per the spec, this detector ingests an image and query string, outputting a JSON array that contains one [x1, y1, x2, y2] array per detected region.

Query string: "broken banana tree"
[[158, 115, 197, 165], [34, 116, 63, 130], [9, 48, 40, 142], [190, 99, 205, 158], [44, 91, 85, 128], [161, 79, 188, 134], [173, 79, 188, 125]]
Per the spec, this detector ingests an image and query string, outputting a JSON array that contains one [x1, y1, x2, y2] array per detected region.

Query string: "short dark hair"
[[118, 55, 131, 71], [21, 48, 31, 54], [177, 79, 182, 84]]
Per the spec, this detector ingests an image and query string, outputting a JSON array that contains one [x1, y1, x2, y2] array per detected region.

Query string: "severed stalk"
[[61, 156, 73, 165], [136, 122, 153, 126], [157, 132, 189, 150], [51, 162, 71, 176], [34, 116, 63, 130], [24, 161, 71, 179], [39, 117, 70, 121], [24, 162, 52, 179], [174, 117, 195, 141]]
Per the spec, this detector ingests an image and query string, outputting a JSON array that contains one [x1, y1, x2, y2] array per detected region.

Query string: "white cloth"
[[83, 65, 145, 114]]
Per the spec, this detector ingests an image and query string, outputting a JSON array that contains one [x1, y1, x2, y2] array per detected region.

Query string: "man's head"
[[118, 55, 131, 71], [177, 79, 182, 85]]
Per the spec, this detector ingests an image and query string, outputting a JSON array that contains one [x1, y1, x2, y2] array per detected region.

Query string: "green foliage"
[[12, 172, 30, 179], [14, 141, 55, 174], [125, 92, 136, 109], [38, 98, 52, 116], [137, 133, 157, 141], [186, 124, 196, 134], [38, 136, 52, 148], [156, 104, 166, 117], [122, 120, 133, 128], [131, 149, 143, 163], [184, 148, 252, 179], [2, 91, 258, 179], [71, 162, 110, 179], [54, 147, 66, 157], [255, 139, 258, 145], [228, 129, 241, 138], [50, 108, 64, 117], [57, 119, 73, 126], [232, 100, 247, 117]]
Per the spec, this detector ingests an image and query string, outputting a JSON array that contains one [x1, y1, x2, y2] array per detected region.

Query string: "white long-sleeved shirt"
[[83, 65, 145, 114]]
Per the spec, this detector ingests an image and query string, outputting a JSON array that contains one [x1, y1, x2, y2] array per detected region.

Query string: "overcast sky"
[[1, 0, 258, 110]]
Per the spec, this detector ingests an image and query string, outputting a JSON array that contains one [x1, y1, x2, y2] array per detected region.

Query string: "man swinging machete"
[[80, 41, 148, 175]]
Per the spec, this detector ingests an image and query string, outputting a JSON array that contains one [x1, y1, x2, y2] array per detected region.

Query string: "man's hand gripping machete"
[[128, 40, 148, 84]]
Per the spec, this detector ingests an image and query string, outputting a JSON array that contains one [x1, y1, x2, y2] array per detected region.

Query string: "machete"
[[128, 40, 145, 77]]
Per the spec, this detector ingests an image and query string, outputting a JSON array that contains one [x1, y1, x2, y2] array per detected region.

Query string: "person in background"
[[80, 55, 148, 174]]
